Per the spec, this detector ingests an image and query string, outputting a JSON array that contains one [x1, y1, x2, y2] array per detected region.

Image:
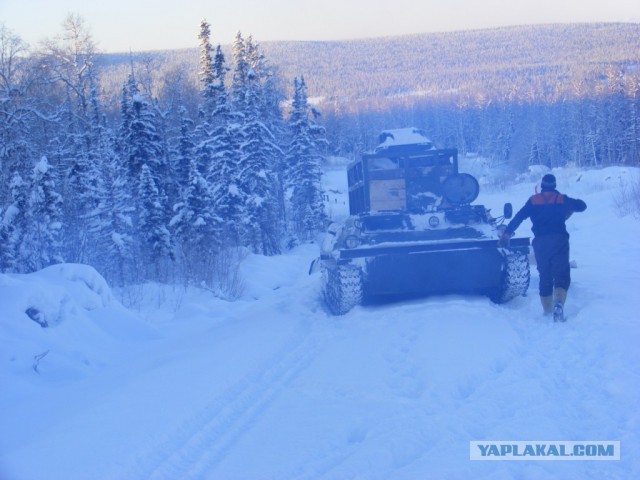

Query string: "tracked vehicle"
[[318, 128, 530, 315]]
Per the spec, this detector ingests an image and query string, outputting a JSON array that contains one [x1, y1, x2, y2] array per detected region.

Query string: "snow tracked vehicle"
[[318, 128, 530, 315]]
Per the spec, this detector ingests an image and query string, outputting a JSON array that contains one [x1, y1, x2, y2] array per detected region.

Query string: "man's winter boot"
[[553, 303, 565, 322], [553, 288, 568, 322], [540, 296, 553, 316]]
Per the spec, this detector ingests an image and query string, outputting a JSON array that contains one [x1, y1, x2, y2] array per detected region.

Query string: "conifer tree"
[[138, 163, 173, 277], [193, 25, 217, 226], [126, 76, 171, 230], [171, 152, 220, 282], [116, 75, 134, 163], [83, 78, 121, 271], [212, 45, 228, 110], [0, 210, 10, 271], [207, 45, 244, 244], [62, 72, 108, 264], [286, 77, 327, 242], [231, 32, 249, 114], [127, 77, 164, 188], [100, 147, 135, 284], [59, 109, 90, 260], [0, 172, 28, 272], [171, 110, 217, 253], [21, 157, 63, 272], [238, 71, 283, 255], [174, 108, 196, 198], [198, 19, 216, 120], [117, 72, 174, 279]]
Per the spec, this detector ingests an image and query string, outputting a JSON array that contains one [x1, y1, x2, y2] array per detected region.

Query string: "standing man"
[[501, 174, 587, 321]]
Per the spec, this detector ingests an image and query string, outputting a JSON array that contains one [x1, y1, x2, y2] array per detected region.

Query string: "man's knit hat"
[[541, 174, 556, 191]]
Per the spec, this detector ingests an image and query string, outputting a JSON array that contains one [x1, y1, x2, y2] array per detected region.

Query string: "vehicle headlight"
[[344, 235, 360, 249]]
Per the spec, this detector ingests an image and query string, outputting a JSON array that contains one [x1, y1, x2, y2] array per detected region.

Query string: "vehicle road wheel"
[[490, 251, 530, 304], [323, 263, 363, 315]]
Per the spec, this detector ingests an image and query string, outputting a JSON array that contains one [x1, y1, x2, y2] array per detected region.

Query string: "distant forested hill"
[[99, 23, 640, 104], [261, 23, 640, 102]]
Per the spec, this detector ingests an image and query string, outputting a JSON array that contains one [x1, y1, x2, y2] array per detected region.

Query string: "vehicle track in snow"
[[273, 300, 480, 480], [274, 293, 626, 480], [130, 297, 325, 480]]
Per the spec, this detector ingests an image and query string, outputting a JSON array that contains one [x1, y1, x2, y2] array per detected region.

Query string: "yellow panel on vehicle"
[[370, 179, 406, 211]]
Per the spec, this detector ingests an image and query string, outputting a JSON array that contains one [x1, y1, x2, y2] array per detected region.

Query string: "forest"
[[1, 18, 639, 288], [0, 17, 326, 290]]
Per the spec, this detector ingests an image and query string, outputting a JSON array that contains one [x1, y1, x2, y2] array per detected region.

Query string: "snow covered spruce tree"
[[231, 32, 288, 254], [286, 76, 327, 243], [85, 83, 137, 284], [231, 32, 250, 114], [170, 21, 225, 283], [246, 35, 289, 244], [0, 172, 29, 272], [64, 76, 112, 266], [119, 72, 174, 280], [0, 212, 11, 271], [138, 164, 173, 278], [237, 69, 283, 255], [208, 44, 244, 246], [170, 113, 220, 283], [20, 157, 64, 272], [191, 20, 217, 197], [99, 147, 135, 285], [197, 20, 217, 121], [123, 75, 165, 190], [174, 109, 196, 202]]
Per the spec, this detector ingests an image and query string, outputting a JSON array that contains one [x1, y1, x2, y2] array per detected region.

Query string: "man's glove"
[[499, 230, 513, 247]]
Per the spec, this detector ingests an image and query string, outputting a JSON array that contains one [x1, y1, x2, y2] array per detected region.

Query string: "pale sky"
[[1, 0, 639, 53]]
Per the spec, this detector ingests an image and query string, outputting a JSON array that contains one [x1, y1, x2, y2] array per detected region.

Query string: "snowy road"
[[2, 166, 640, 479], [132, 245, 639, 480]]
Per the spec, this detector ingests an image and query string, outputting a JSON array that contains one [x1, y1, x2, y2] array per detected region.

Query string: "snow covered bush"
[[613, 172, 640, 218], [211, 247, 247, 301]]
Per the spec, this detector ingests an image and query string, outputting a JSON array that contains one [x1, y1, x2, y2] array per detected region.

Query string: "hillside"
[[263, 23, 640, 102], [97, 23, 640, 103]]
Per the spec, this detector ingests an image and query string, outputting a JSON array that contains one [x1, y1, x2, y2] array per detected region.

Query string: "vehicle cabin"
[[347, 143, 458, 215]]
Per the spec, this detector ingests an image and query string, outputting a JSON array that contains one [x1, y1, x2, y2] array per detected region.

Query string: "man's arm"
[[566, 196, 587, 213], [505, 199, 532, 235]]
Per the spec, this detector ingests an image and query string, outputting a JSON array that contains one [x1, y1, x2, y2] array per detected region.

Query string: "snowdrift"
[[0, 263, 157, 378]]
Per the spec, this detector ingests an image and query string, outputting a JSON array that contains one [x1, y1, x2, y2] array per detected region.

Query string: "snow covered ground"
[[2, 164, 640, 479]]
